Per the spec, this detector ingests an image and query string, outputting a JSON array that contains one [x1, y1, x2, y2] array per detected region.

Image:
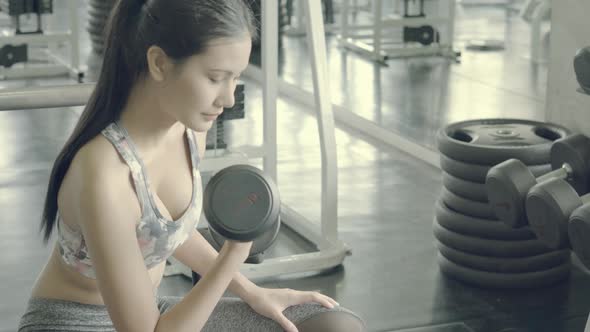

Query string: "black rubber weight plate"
[[433, 219, 552, 257], [436, 119, 570, 166], [442, 171, 488, 202], [435, 200, 536, 240], [203, 165, 281, 241], [439, 154, 552, 183], [89, 0, 116, 11], [209, 216, 281, 255], [88, 6, 111, 21], [438, 253, 571, 289], [441, 187, 495, 219], [436, 241, 570, 273]]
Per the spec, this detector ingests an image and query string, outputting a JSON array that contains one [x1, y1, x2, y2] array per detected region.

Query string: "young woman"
[[17, 0, 366, 331]]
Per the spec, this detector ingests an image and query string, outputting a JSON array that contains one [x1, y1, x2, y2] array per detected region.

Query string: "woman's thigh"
[[158, 296, 365, 331]]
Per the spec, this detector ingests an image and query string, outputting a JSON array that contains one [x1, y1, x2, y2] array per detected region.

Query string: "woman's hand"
[[244, 286, 339, 332]]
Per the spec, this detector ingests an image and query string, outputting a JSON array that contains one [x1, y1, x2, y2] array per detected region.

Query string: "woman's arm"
[[74, 140, 251, 332], [181, 131, 259, 299], [173, 229, 259, 300]]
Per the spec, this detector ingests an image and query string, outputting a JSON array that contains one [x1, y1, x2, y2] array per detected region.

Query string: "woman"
[[18, 0, 366, 331]]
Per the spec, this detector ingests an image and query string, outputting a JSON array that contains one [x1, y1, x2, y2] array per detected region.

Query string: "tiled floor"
[[1, 1, 589, 332]]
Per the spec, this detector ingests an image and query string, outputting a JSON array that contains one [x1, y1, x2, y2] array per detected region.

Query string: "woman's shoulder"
[[77, 135, 126, 176], [69, 134, 131, 190], [58, 133, 141, 229]]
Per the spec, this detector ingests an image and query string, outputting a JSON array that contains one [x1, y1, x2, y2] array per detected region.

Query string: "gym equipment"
[[439, 153, 551, 183], [433, 220, 552, 258], [486, 134, 590, 228], [526, 178, 590, 249], [338, 0, 459, 63], [192, 164, 282, 286], [0, 0, 53, 35], [0, 44, 27, 68], [208, 218, 280, 262], [435, 200, 536, 241], [0, 0, 83, 80], [403, 25, 439, 46], [403, 0, 425, 18], [442, 172, 488, 202], [567, 204, 590, 269], [0, 0, 53, 16], [87, 0, 116, 55], [574, 46, 590, 94], [436, 241, 570, 273], [441, 187, 495, 219], [192, 226, 273, 285], [436, 119, 570, 166], [465, 39, 505, 52], [438, 253, 571, 289], [203, 164, 281, 242]]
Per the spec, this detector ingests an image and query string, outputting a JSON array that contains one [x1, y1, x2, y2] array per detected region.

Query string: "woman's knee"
[[296, 311, 366, 332]]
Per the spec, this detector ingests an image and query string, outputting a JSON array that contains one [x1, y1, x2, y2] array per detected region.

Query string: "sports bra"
[[56, 121, 203, 279]]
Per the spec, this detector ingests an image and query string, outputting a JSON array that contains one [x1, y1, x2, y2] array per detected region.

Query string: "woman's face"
[[158, 37, 252, 132]]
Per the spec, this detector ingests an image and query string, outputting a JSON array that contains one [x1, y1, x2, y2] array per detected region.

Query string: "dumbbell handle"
[[537, 163, 573, 184]]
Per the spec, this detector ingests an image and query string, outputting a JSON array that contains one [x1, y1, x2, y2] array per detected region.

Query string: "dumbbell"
[[486, 133, 590, 228], [525, 177, 590, 249], [202, 164, 281, 261], [203, 164, 281, 248], [193, 164, 281, 285], [567, 203, 590, 270], [574, 46, 590, 94]]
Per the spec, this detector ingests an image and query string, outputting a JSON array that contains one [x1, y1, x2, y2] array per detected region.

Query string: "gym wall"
[[545, 0, 590, 133]]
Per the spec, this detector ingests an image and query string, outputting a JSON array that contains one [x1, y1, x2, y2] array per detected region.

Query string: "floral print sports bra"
[[56, 121, 203, 279]]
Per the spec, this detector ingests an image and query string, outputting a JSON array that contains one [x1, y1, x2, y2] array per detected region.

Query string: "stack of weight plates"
[[87, 0, 116, 55], [435, 119, 573, 289]]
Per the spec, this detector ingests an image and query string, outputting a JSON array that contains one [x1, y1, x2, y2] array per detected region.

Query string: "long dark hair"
[[41, 0, 257, 242]]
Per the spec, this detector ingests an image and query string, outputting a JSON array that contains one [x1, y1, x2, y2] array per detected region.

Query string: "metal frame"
[[283, 0, 340, 36], [0, 0, 83, 81], [339, 0, 459, 63], [520, 0, 551, 64], [0, 0, 349, 281], [239, 0, 348, 279]]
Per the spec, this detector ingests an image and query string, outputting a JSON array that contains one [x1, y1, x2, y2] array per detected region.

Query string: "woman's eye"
[[209, 77, 222, 83]]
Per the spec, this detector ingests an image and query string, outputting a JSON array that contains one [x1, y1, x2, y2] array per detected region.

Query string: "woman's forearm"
[[173, 230, 259, 301]]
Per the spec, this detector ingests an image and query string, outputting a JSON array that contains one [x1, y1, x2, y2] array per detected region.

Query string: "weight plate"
[[435, 200, 536, 240], [568, 204, 590, 270], [441, 187, 495, 219], [209, 216, 281, 255], [574, 46, 590, 94], [439, 154, 552, 183], [438, 253, 571, 289], [89, 0, 116, 11], [203, 164, 280, 241], [549, 134, 590, 195], [442, 171, 488, 202], [486, 158, 544, 228], [525, 178, 576, 249], [465, 39, 505, 51], [433, 219, 552, 257], [86, 21, 106, 39], [436, 241, 570, 273], [436, 119, 570, 166], [88, 5, 112, 19]]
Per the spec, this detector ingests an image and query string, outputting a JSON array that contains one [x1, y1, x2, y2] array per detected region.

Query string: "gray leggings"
[[18, 296, 365, 331]]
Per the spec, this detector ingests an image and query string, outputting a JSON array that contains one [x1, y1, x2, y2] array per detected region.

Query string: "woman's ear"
[[146, 46, 173, 82]]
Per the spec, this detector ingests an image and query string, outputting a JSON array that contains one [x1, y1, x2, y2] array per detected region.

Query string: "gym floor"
[[2, 1, 589, 332]]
